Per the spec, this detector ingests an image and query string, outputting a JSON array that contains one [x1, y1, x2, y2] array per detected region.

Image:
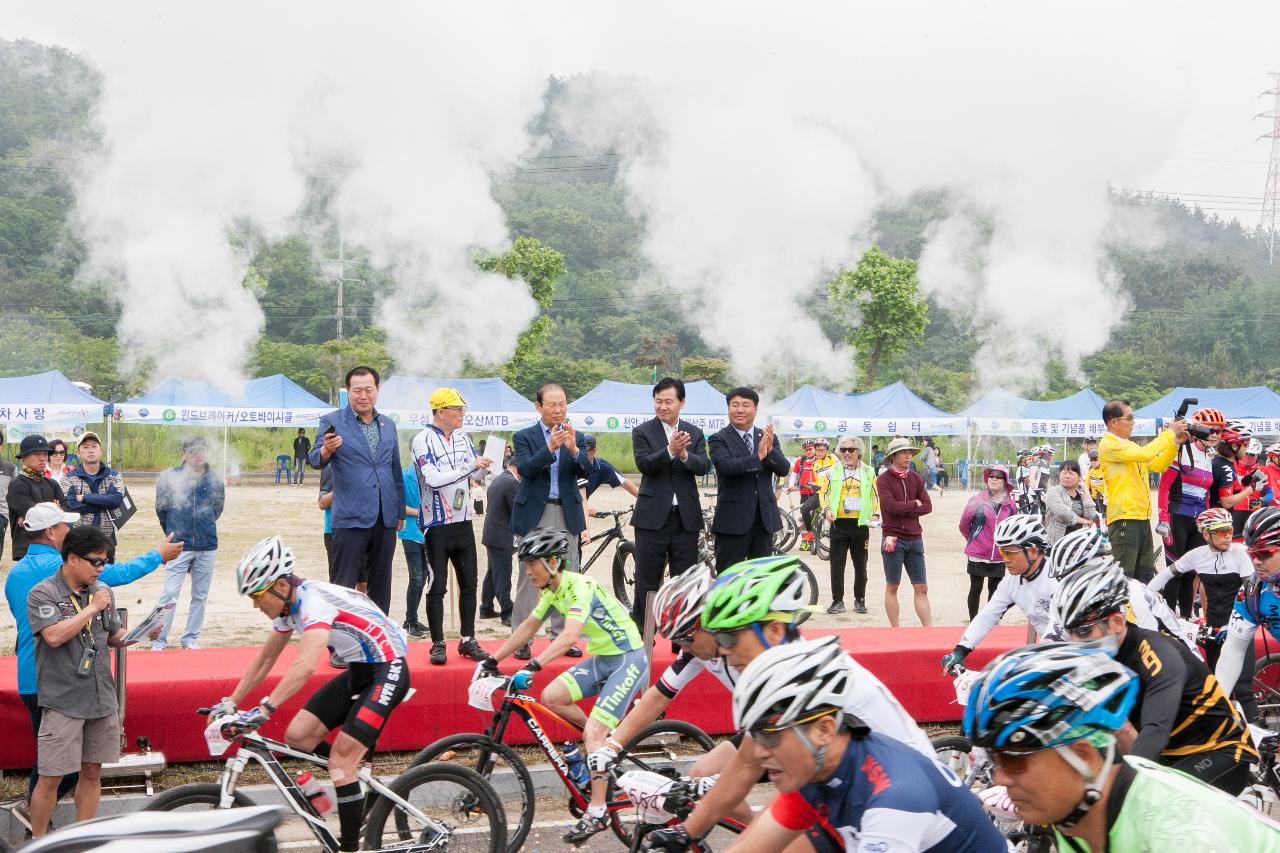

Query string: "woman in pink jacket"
[[958, 465, 1018, 618]]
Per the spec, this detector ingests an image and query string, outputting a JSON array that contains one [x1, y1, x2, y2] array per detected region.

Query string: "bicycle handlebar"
[[592, 507, 634, 519]]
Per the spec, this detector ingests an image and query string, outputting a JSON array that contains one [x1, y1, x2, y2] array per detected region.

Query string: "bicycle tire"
[[796, 561, 819, 607], [404, 733, 533, 853], [612, 539, 637, 613], [362, 761, 506, 853], [1254, 653, 1280, 731], [813, 514, 831, 560], [774, 510, 798, 554], [143, 783, 277, 852], [611, 720, 719, 847]]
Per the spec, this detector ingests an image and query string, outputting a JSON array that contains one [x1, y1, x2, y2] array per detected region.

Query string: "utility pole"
[[1261, 73, 1280, 266], [324, 232, 364, 401]]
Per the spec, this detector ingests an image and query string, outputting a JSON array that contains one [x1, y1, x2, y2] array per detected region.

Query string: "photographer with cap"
[[4, 502, 180, 831], [1098, 399, 1187, 581], [874, 437, 933, 627], [7, 435, 68, 561], [410, 386, 493, 667]]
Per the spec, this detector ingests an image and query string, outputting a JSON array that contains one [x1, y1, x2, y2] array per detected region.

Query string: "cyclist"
[[1148, 507, 1254, 675], [1052, 558, 1255, 793], [1047, 526, 1198, 655], [587, 566, 752, 825], [219, 536, 411, 853], [797, 439, 836, 551], [1155, 406, 1223, 617], [644, 557, 934, 851], [963, 642, 1280, 852], [1215, 506, 1280, 704], [480, 527, 647, 845], [726, 637, 1008, 853], [1213, 419, 1265, 539], [941, 514, 1059, 675]]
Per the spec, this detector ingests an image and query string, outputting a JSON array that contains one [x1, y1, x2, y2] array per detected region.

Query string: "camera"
[[1174, 397, 1215, 441]]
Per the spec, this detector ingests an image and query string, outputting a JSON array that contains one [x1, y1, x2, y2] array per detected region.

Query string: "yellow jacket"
[[1098, 430, 1179, 523]]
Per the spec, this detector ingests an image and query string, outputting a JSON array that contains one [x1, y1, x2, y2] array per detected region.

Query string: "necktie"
[[743, 430, 754, 453]]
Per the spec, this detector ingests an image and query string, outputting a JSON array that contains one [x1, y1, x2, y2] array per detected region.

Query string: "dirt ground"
[[0, 476, 1033, 653]]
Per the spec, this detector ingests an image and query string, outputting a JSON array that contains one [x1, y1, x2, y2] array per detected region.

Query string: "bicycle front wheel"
[[363, 762, 506, 853], [612, 539, 637, 613], [610, 720, 719, 847], [144, 783, 279, 852], [1254, 652, 1280, 732], [773, 511, 798, 554], [405, 733, 533, 853]]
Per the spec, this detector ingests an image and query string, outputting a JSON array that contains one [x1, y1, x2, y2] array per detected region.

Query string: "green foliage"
[[680, 355, 732, 388], [828, 247, 929, 388]]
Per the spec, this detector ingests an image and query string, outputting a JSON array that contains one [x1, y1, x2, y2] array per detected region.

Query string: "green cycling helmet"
[[701, 556, 813, 631]]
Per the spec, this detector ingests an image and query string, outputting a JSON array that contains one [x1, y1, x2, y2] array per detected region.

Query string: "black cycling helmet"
[[1245, 506, 1280, 551], [517, 527, 569, 565], [582, 433, 597, 450]]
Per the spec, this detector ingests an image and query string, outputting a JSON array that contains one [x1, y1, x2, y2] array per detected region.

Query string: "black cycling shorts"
[[1166, 748, 1251, 796], [302, 658, 410, 750]]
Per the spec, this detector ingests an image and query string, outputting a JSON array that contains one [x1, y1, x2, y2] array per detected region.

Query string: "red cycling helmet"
[[1191, 407, 1227, 429], [1195, 507, 1233, 534], [1220, 419, 1253, 446]]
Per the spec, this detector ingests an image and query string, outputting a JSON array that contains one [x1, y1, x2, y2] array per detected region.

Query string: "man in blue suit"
[[309, 366, 404, 629], [509, 383, 591, 657]]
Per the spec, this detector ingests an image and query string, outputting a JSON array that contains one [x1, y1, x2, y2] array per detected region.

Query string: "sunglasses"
[[750, 709, 837, 748], [1250, 547, 1280, 562], [1068, 618, 1109, 640], [250, 587, 272, 601], [988, 748, 1043, 775], [712, 627, 749, 648], [79, 556, 108, 568], [671, 633, 696, 647], [838, 448, 858, 454], [998, 547, 1024, 558]]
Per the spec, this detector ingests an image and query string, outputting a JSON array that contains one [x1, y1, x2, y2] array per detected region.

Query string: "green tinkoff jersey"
[[1055, 755, 1280, 852], [532, 571, 642, 656]]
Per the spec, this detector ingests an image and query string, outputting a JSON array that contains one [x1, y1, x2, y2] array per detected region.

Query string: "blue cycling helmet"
[[962, 642, 1138, 751]]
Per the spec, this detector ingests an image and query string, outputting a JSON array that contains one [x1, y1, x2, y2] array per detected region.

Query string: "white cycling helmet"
[[236, 535, 295, 596], [1047, 527, 1108, 579], [994, 514, 1049, 550], [1051, 557, 1129, 632], [1247, 438, 1264, 456], [652, 565, 714, 641], [733, 635, 854, 734]]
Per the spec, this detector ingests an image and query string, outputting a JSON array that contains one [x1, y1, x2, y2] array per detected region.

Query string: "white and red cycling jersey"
[[273, 580, 409, 664], [655, 650, 740, 699]]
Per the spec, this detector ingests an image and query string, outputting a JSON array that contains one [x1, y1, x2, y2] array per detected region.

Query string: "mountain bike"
[[618, 773, 747, 852], [579, 508, 637, 611], [406, 675, 716, 852], [145, 708, 506, 853]]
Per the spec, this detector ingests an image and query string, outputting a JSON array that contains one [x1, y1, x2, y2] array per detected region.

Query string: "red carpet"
[[0, 626, 1262, 768]]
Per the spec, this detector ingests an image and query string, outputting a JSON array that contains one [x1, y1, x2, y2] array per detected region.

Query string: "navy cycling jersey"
[[769, 731, 1009, 852], [1232, 578, 1280, 641]]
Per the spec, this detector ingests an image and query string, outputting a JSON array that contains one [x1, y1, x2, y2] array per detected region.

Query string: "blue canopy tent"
[[376, 376, 537, 432], [1134, 387, 1280, 435], [960, 388, 1155, 438], [567, 380, 729, 434], [770, 382, 964, 437], [0, 370, 106, 426]]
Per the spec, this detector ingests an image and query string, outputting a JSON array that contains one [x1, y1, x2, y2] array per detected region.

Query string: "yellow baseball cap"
[[430, 387, 467, 410]]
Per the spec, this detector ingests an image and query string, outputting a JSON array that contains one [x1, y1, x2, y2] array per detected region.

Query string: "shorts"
[[38, 708, 121, 776], [555, 648, 649, 728], [882, 537, 927, 585], [303, 658, 410, 750]]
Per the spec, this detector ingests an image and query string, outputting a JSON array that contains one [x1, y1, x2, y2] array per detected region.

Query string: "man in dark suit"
[[308, 366, 404, 622], [708, 386, 790, 571], [630, 377, 709, 630], [510, 383, 591, 656], [479, 454, 519, 626]]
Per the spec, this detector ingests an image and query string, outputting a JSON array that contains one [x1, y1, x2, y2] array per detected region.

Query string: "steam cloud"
[[5, 1, 1277, 394]]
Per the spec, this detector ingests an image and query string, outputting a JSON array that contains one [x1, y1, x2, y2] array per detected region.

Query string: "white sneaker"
[[182, 642, 201, 650]]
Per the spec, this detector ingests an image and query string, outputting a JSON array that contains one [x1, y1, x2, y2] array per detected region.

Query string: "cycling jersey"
[[1151, 542, 1253, 628], [1157, 443, 1213, 521], [531, 571, 641, 656], [410, 424, 484, 528], [655, 650, 739, 699], [957, 565, 1057, 651], [769, 730, 1009, 853], [1125, 578, 1200, 656], [273, 580, 410, 664], [1234, 460, 1271, 534], [1086, 467, 1106, 504], [1117, 623, 1254, 764], [1218, 578, 1280, 695], [1055, 755, 1280, 852], [791, 457, 819, 494]]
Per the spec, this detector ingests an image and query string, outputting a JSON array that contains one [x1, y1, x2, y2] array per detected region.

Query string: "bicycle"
[[617, 773, 747, 852], [145, 708, 506, 853], [578, 508, 638, 612], [406, 675, 717, 852]]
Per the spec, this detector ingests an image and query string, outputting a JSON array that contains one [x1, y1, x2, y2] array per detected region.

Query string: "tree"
[[827, 246, 928, 388], [477, 237, 565, 385], [680, 355, 731, 388]]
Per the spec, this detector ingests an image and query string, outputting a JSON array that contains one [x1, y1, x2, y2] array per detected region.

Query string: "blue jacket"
[[60, 464, 125, 536], [399, 467, 424, 544], [155, 463, 224, 551], [4, 543, 163, 695], [308, 406, 404, 530], [511, 422, 590, 536]]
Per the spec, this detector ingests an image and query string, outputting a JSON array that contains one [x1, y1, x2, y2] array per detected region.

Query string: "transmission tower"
[[1262, 73, 1280, 265]]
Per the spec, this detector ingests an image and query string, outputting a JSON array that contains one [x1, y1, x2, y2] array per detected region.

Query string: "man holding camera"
[[1099, 399, 1187, 581]]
